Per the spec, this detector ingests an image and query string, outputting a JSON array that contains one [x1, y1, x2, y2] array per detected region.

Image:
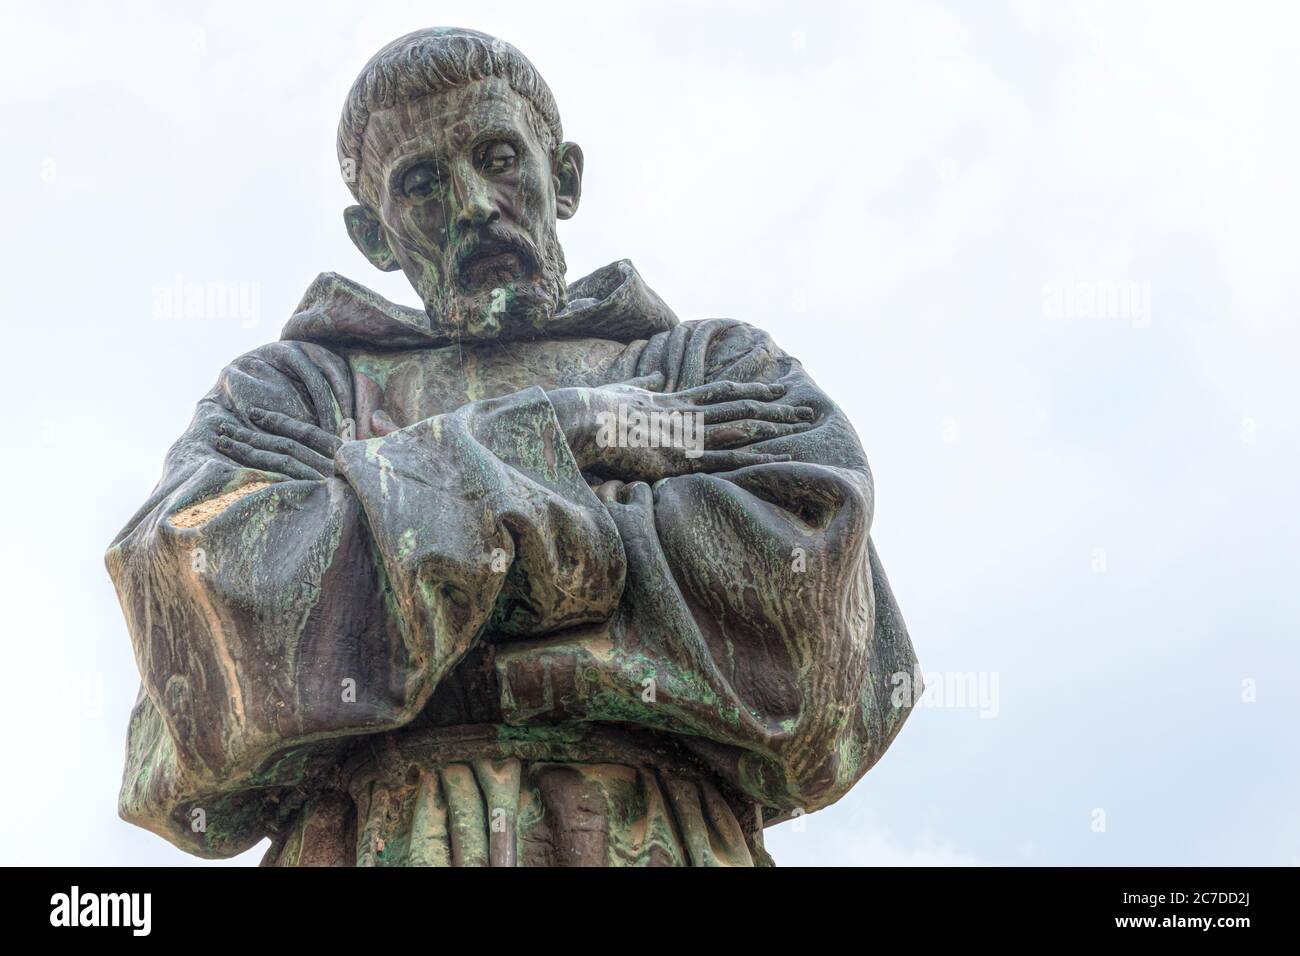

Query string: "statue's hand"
[[215, 408, 345, 480], [548, 374, 814, 483]]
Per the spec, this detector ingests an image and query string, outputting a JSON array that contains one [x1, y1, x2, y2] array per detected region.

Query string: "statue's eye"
[[401, 163, 441, 199], [478, 141, 517, 174]]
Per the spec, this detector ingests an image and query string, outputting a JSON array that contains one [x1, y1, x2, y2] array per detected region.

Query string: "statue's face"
[[352, 77, 581, 336]]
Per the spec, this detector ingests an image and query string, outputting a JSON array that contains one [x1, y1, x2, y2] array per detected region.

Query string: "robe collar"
[[280, 259, 678, 350]]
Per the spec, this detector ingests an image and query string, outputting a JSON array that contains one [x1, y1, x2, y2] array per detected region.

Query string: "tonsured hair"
[[337, 27, 563, 204]]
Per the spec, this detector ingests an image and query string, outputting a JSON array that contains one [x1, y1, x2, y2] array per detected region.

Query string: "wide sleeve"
[[107, 343, 623, 857], [493, 320, 919, 817]]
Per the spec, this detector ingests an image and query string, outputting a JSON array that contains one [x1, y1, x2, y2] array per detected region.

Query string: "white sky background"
[[1, 0, 1296, 866]]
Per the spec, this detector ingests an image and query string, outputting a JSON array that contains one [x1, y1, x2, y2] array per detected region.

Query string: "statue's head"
[[338, 28, 582, 336]]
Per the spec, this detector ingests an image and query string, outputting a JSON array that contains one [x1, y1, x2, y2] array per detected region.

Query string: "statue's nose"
[[453, 168, 500, 228]]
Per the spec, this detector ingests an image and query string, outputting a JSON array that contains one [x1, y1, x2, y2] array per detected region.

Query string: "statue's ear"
[[344, 205, 401, 272], [553, 142, 584, 220]]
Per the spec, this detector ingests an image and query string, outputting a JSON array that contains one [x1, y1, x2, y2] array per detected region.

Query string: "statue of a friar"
[[107, 27, 920, 866]]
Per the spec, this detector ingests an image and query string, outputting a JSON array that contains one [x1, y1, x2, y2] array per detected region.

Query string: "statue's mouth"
[[457, 239, 530, 292]]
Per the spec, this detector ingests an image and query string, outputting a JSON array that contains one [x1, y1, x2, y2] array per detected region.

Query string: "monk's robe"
[[107, 260, 919, 866]]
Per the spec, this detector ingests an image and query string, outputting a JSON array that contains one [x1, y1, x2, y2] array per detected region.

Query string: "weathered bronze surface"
[[108, 27, 920, 866]]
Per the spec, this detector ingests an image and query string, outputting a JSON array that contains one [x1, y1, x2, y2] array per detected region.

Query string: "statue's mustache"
[[451, 226, 542, 291]]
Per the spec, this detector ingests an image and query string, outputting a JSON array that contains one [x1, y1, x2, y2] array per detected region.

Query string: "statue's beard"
[[421, 223, 566, 340]]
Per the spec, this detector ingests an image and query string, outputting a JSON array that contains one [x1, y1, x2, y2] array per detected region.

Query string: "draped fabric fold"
[[264, 758, 753, 868], [493, 317, 917, 814]]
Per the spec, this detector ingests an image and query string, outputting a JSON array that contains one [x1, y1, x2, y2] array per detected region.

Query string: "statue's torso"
[[348, 336, 638, 429], [260, 335, 765, 867]]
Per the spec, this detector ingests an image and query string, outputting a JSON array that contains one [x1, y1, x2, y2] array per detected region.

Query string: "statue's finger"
[[704, 420, 810, 450], [216, 436, 324, 481], [592, 479, 625, 503], [618, 371, 665, 392], [683, 380, 786, 404], [219, 423, 336, 476], [618, 481, 654, 507], [249, 407, 344, 456], [701, 400, 815, 424], [370, 409, 400, 437]]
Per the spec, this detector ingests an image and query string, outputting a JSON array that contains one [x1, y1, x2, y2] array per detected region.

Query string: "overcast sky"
[[1, 0, 1296, 866]]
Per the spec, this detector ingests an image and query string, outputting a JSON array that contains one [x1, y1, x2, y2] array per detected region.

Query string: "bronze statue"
[[107, 27, 920, 866]]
